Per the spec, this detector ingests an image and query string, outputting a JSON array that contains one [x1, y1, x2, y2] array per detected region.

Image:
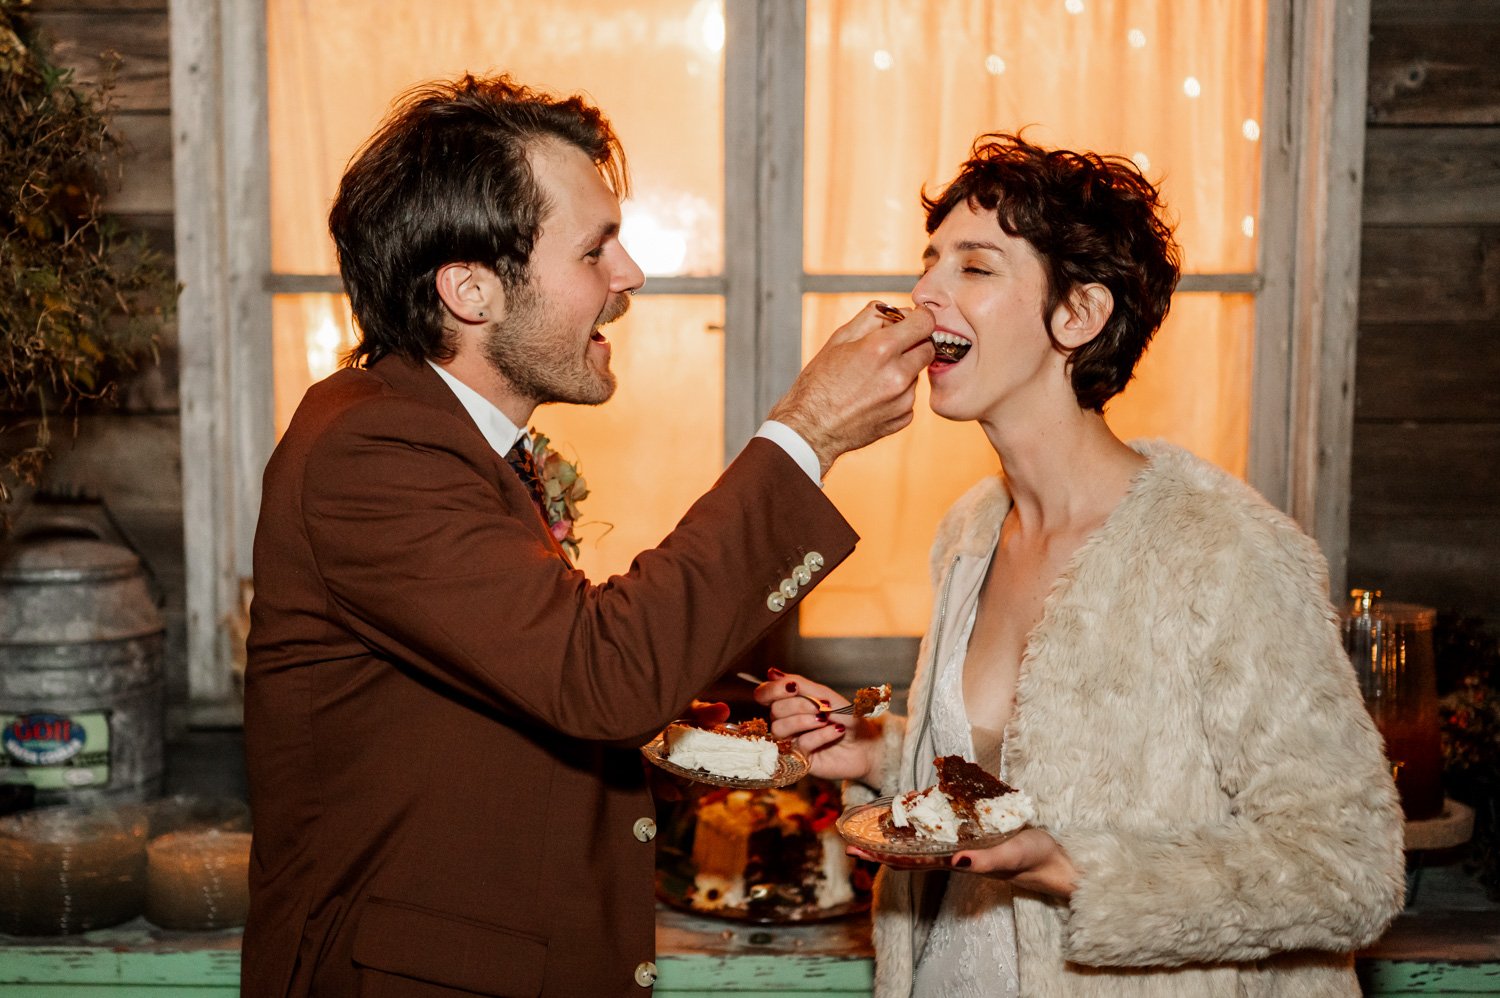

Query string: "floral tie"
[[504, 442, 548, 518]]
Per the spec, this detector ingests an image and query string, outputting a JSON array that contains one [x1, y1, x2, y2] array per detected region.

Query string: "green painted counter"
[[3, 865, 1498, 996], [0, 908, 872, 996]]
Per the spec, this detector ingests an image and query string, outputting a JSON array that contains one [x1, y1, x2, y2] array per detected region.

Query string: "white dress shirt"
[[428, 362, 822, 485]]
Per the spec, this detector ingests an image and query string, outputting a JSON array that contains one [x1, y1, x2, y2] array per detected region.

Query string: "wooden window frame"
[[170, 0, 1371, 705]]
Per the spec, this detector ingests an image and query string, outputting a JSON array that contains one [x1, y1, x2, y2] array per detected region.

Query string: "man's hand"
[[767, 303, 935, 476]]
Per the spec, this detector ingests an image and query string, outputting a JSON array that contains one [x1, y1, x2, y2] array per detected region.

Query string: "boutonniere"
[[529, 429, 589, 559]]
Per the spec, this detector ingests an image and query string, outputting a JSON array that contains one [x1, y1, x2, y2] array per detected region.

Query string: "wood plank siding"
[[1351, 0, 1500, 628]]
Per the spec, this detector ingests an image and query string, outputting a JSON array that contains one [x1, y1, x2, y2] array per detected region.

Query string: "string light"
[[1065, 0, 1085, 14], [1131, 152, 1151, 173], [1242, 118, 1261, 141], [1241, 215, 1256, 238], [1183, 76, 1202, 98], [985, 54, 1007, 75], [1127, 28, 1147, 48], [692, 0, 723, 53], [873, 49, 894, 71]]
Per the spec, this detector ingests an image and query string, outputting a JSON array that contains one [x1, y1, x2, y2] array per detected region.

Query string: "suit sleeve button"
[[767, 591, 787, 612], [633, 817, 657, 842], [778, 577, 799, 599], [634, 961, 659, 987], [804, 551, 825, 572], [792, 564, 811, 586]]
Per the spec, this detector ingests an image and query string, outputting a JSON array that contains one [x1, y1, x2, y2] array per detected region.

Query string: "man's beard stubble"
[[481, 280, 630, 408]]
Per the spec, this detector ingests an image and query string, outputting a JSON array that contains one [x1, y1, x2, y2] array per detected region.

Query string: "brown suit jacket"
[[241, 355, 857, 998]]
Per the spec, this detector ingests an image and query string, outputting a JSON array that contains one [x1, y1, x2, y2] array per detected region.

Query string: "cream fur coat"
[[854, 440, 1405, 997]]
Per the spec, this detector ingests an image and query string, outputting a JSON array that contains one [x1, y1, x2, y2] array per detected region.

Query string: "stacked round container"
[[0, 527, 165, 806]]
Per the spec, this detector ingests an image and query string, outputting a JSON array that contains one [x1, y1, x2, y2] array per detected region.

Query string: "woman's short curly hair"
[[922, 133, 1181, 412]]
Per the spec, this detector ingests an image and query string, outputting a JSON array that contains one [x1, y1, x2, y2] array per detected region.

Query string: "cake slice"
[[886, 755, 1035, 844], [852, 683, 892, 718], [663, 719, 779, 780]]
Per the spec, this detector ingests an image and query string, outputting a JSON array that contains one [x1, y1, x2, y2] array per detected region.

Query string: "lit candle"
[[144, 830, 252, 930], [0, 804, 148, 935]]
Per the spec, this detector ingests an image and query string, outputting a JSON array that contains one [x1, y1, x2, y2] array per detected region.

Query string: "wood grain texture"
[[1359, 226, 1500, 324], [1348, 514, 1500, 624], [1348, 422, 1500, 518], [29, 0, 167, 11], [102, 111, 173, 215], [29, 10, 169, 112], [1355, 324, 1500, 421], [1367, 20, 1500, 124], [1364, 129, 1500, 225], [1371, 0, 1500, 26]]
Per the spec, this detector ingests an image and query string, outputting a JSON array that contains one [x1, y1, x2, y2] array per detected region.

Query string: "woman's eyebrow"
[[923, 240, 1008, 261]]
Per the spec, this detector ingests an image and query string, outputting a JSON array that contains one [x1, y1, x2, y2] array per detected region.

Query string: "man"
[[243, 74, 934, 997]]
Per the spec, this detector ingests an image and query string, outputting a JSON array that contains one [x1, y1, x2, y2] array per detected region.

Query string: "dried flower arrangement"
[[0, 0, 176, 520], [1437, 613, 1500, 897]]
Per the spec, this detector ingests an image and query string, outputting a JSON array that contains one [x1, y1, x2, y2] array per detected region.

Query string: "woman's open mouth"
[[931, 331, 972, 363]]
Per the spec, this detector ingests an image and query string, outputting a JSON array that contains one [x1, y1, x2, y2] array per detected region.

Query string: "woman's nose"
[[912, 271, 943, 309]]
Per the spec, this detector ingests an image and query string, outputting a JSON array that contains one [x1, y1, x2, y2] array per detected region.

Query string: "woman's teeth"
[[931, 331, 971, 362]]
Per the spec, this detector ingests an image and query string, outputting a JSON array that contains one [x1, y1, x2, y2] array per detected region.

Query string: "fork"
[[735, 672, 853, 715]]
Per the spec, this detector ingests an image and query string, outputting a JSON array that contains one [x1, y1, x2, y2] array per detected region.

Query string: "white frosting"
[[664, 724, 778, 780], [892, 786, 1035, 843], [814, 828, 855, 908], [891, 786, 962, 843], [975, 791, 1036, 835]]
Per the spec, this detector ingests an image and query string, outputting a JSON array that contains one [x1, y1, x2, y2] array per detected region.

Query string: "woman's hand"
[[850, 828, 1075, 900], [749, 670, 881, 784], [952, 828, 1076, 899]]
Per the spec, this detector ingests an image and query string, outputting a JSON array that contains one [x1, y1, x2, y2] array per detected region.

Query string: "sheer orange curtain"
[[799, 0, 1264, 636]]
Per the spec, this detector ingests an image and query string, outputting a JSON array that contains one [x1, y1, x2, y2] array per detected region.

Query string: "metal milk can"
[[0, 524, 165, 806]]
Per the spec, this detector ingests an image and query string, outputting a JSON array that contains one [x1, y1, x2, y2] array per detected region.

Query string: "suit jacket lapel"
[[367, 355, 573, 565]]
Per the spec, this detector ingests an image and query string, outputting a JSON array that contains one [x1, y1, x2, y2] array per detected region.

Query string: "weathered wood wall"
[[21, 0, 1498, 708], [1352, 0, 1500, 628], [25, 0, 184, 699]]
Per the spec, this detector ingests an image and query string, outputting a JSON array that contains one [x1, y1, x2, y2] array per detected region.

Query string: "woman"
[[758, 133, 1404, 997]]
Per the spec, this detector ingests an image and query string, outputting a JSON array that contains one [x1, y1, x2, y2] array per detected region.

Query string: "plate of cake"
[[643, 718, 809, 789], [837, 755, 1035, 861]]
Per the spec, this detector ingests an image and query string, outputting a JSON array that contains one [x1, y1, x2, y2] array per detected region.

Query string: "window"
[[173, 2, 1372, 702]]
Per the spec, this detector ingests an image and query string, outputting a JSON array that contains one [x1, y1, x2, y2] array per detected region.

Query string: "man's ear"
[[1050, 283, 1113, 350], [435, 262, 503, 324]]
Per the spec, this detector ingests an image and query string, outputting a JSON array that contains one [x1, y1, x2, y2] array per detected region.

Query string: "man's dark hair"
[[329, 74, 628, 368], [922, 132, 1181, 412]]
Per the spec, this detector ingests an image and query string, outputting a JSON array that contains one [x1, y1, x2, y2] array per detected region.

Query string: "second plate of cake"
[[837, 755, 1035, 862], [642, 719, 809, 790]]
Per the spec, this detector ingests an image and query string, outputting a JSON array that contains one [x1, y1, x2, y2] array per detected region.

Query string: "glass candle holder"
[[1343, 589, 1445, 821]]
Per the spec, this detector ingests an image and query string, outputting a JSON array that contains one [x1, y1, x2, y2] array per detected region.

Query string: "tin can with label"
[[0, 528, 164, 806]]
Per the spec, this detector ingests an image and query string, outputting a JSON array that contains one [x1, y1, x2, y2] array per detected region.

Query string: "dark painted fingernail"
[[833, 724, 845, 734], [820, 699, 832, 709], [954, 856, 971, 868], [767, 667, 785, 679], [815, 711, 828, 723], [785, 682, 798, 693]]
